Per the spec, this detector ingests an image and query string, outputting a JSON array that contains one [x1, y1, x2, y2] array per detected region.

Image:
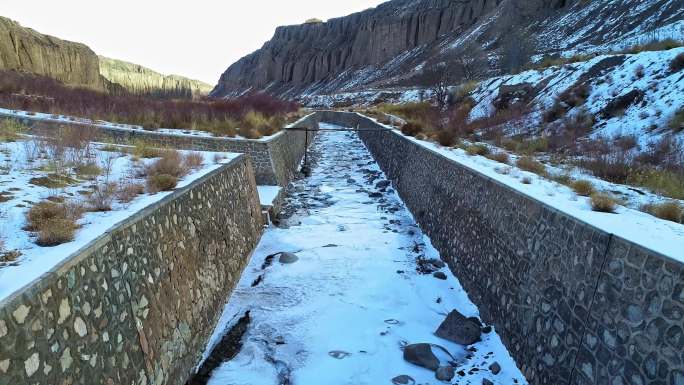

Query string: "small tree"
[[455, 44, 488, 81], [424, 64, 453, 111]]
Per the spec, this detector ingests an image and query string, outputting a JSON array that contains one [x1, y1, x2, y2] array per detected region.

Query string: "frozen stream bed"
[[202, 128, 527, 385]]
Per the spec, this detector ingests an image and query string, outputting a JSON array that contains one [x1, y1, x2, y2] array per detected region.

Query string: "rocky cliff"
[[99, 56, 212, 99], [212, 0, 683, 98], [0, 16, 103, 89]]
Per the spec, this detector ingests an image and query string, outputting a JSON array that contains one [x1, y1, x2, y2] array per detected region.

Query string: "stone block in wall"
[[575, 240, 684, 385]]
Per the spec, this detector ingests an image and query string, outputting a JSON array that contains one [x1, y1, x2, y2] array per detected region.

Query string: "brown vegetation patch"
[[29, 174, 78, 188], [147, 174, 178, 193], [516, 156, 546, 175], [571, 180, 595, 196], [590, 193, 618, 213], [25, 200, 84, 246], [641, 201, 682, 223]]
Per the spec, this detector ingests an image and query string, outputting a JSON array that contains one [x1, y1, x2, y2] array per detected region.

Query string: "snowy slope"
[[468, 48, 684, 147]]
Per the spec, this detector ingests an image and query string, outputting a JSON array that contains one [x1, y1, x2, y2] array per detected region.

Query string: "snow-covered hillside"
[[468, 47, 684, 148]]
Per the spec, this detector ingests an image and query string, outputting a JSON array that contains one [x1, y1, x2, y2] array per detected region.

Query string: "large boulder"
[[403, 343, 440, 371], [435, 310, 482, 345]]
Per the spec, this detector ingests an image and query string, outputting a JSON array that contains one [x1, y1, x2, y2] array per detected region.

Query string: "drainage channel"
[[188, 126, 528, 385]]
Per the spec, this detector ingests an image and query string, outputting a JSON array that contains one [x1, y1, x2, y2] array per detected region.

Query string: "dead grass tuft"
[[465, 144, 490, 156], [147, 174, 178, 193], [486, 151, 510, 164], [516, 156, 546, 175], [183, 152, 204, 170], [146, 150, 188, 178], [641, 201, 682, 223], [29, 174, 78, 188], [571, 180, 595, 196], [437, 130, 458, 147], [0, 119, 25, 142], [401, 121, 424, 137], [590, 193, 617, 213]]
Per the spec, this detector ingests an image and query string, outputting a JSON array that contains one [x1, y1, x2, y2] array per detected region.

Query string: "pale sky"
[[0, 0, 386, 84]]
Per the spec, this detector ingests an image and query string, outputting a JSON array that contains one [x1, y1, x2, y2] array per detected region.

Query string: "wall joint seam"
[[567, 233, 614, 385]]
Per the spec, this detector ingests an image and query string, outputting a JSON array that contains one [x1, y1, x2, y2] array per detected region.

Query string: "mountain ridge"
[[211, 0, 684, 99], [99, 56, 212, 99]]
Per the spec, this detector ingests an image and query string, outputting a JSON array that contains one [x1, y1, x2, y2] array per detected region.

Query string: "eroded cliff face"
[[99, 56, 213, 99], [0, 16, 103, 89], [212, 0, 682, 98]]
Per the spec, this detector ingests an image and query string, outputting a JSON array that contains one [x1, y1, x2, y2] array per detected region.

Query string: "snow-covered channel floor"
[[204, 129, 527, 385]]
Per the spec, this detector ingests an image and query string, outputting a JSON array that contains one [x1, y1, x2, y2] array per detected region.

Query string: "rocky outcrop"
[[212, 0, 683, 98], [0, 16, 103, 89], [212, 0, 504, 98], [99, 56, 212, 99]]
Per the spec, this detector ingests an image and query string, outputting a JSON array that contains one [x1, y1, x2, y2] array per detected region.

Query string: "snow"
[[377, 125, 684, 262], [467, 47, 684, 149], [201, 129, 526, 385], [257, 185, 282, 207], [0, 138, 239, 301]]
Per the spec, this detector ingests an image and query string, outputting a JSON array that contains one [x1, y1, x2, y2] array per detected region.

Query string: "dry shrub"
[[0, 69, 298, 135], [517, 137, 550, 155], [559, 83, 590, 108], [670, 108, 684, 132], [75, 162, 101, 179], [437, 129, 457, 146], [516, 156, 546, 175], [571, 179, 595, 196], [241, 110, 283, 137], [29, 174, 78, 188], [641, 201, 682, 223], [627, 168, 684, 200], [133, 139, 161, 159], [147, 174, 178, 193], [465, 144, 490, 156], [401, 121, 424, 137], [615, 135, 638, 151], [543, 100, 566, 123], [590, 193, 617, 213], [25, 201, 83, 246], [577, 154, 631, 184], [486, 151, 510, 164], [183, 152, 204, 170], [146, 150, 188, 178], [116, 181, 145, 203], [238, 125, 262, 139], [86, 182, 118, 212], [378, 102, 436, 124], [671, 53, 684, 73]]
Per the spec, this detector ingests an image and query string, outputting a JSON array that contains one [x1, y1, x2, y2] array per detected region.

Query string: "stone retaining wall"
[[1, 112, 315, 186], [305, 111, 684, 385], [0, 155, 264, 385]]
